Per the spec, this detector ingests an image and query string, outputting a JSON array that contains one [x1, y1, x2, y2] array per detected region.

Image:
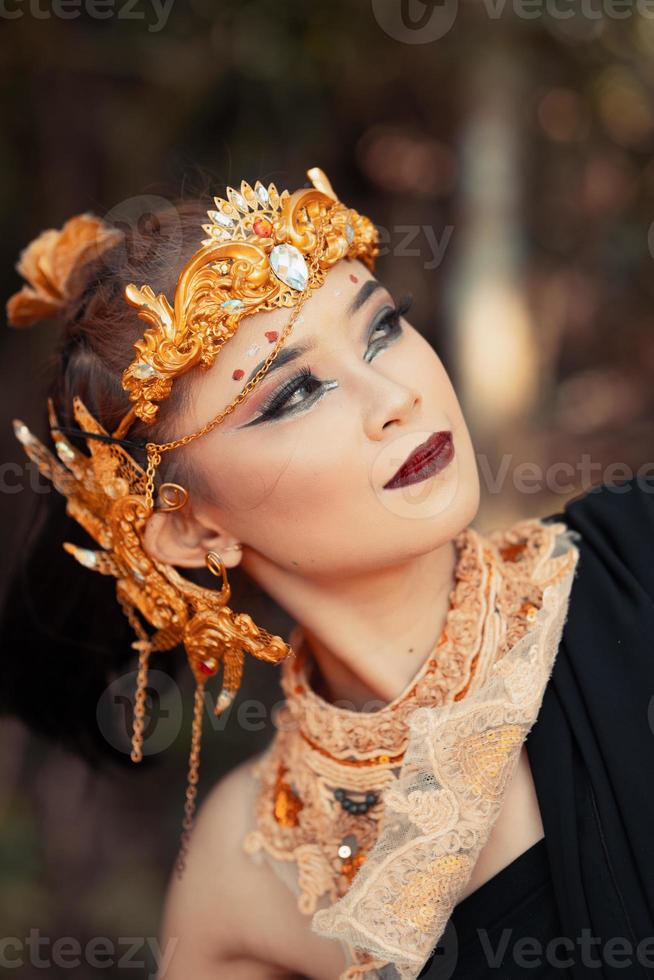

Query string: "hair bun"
[[5, 213, 122, 329]]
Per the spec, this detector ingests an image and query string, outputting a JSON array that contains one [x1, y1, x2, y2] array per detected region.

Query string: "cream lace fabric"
[[242, 517, 580, 979]]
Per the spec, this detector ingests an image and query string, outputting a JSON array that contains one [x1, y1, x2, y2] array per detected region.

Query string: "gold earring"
[[157, 482, 189, 512]]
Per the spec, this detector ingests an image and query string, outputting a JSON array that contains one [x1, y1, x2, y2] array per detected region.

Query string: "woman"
[[3, 168, 654, 980]]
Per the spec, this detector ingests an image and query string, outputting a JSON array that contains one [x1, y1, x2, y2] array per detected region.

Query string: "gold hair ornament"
[[7, 166, 380, 873]]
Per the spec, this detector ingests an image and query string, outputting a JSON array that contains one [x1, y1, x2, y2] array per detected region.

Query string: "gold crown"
[[120, 166, 379, 428]]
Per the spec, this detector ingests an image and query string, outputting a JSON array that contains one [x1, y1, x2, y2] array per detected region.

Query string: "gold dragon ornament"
[[7, 167, 379, 873]]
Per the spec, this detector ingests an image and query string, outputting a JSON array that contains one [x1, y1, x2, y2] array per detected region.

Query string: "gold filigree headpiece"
[[119, 166, 378, 432], [6, 166, 380, 874]]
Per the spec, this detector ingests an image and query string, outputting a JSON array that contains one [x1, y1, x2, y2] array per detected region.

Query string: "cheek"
[[200, 418, 364, 525]]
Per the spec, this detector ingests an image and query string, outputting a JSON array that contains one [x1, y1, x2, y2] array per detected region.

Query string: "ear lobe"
[[142, 508, 241, 570]]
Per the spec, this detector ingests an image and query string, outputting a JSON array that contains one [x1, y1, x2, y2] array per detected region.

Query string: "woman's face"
[[173, 258, 480, 579]]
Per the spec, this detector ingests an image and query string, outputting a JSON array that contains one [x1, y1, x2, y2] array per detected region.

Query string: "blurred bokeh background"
[[1, 2, 653, 976]]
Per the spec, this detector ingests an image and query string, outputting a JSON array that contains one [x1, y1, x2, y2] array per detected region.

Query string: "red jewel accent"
[[232, 368, 244, 381], [349, 273, 359, 283], [198, 658, 218, 676], [265, 330, 278, 343], [253, 217, 273, 237]]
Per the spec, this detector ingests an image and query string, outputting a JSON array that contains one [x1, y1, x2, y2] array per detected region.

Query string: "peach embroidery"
[[242, 518, 580, 979]]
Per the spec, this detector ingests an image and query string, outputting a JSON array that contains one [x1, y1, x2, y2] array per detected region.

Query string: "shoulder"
[[157, 749, 278, 971]]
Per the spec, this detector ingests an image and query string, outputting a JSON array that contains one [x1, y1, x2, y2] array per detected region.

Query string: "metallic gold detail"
[[121, 168, 379, 426], [157, 482, 189, 512]]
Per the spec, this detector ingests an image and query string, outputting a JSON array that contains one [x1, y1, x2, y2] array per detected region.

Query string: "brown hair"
[[45, 197, 218, 491], [0, 189, 266, 764]]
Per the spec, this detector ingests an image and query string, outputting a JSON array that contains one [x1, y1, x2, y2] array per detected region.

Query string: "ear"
[[142, 501, 242, 570]]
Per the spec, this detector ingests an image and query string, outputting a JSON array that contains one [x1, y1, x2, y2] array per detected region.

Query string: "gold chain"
[[144, 447, 161, 512], [117, 596, 153, 763], [175, 681, 206, 877]]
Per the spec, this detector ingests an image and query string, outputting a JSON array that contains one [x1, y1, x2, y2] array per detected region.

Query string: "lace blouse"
[[418, 834, 571, 978]]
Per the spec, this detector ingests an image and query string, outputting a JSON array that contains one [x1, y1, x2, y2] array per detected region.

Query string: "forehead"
[[221, 258, 384, 360], [176, 258, 390, 434]]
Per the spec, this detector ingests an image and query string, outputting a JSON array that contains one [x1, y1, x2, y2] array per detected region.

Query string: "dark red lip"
[[383, 431, 454, 490]]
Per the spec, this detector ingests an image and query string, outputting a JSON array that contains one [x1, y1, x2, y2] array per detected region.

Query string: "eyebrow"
[[244, 280, 386, 386], [347, 279, 384, 316]]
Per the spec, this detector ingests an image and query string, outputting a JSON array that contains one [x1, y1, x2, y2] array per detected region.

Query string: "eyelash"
[[253, 293, 414, 423]]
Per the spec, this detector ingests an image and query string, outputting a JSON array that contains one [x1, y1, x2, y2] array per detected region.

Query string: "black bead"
[[365, 792, 377, 804], [334, 789, 345, 801]]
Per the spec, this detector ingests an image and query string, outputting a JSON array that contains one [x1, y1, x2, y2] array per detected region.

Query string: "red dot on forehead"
[[349, 274, 359, 283], [265, 330, 278, 343], [232, 368, 244, 381]]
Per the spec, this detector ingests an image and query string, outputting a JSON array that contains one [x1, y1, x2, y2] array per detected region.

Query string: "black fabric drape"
[[419, 475, 654, 980], [527, 475, 654, 980]]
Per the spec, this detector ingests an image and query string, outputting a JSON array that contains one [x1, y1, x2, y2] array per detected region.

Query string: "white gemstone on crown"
[[132, 361, 158, 380], [227, 187, 248, 212], [254, 180, 269, 206], [269, 244, 308, 291], [207, 209, 235, 229]]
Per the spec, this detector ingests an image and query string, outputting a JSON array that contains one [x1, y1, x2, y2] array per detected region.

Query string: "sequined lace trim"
[[242, 517, 579, 980]]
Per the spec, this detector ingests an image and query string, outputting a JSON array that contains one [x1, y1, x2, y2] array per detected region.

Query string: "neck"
[[241, 537, 460, 710]]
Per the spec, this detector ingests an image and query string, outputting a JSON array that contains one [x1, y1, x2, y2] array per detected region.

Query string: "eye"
[[241, 364, 337, 426], [238, 292, 414, 428], [364, 293, 413, 362]]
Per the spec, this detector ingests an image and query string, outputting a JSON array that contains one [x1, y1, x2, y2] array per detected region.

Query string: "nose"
[[362, 372, 422, 441]]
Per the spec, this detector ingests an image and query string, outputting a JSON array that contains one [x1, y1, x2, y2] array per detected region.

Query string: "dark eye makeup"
[[238, 292, 414, 428]]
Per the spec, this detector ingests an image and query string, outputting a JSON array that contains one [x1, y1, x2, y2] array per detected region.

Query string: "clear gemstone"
[[207, 209, 234, 229], [254, 180, 269, 206], [345, 222, 354, 243], [269, 244, 308, 291], [220, 298, 244, 312], [338, 844, 352, 859], [132, 361, 157, 380], [246, 343, 260, 356], [227, 187, 248, 212]]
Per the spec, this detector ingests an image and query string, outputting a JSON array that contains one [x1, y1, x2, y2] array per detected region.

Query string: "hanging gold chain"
[[144, 447, 161, 512], [175, 681, 206, 878], [117, 595, 154, 763]]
